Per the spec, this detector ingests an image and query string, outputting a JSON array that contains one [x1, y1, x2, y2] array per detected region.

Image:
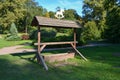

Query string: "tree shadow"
[[0, 48, 120, 80], [77, 45, 120, 68]]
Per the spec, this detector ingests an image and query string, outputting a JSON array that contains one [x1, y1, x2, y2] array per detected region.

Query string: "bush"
[[80, 21, 101, 44], [21, 34, 29, 40], [6, 35, 21, 41], [41, 28, 56, 38], [29, 28, 57, 42]]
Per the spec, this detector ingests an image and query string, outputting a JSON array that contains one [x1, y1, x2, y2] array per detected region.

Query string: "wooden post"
[[74, 28, 76, 48], [37, 26, 48, 70], [38, 26, 41, 53]]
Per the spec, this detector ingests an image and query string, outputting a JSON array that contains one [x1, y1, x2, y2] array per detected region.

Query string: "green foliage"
[[17, 0, 47, 33], [6, 23, 21, 41], [82, 0, 106, 41], [5, 35, 21, 41], [104, 0, 120, 43], [82, 0, 120, 43], [64, 9, 79, 20], [80, 21, 101, 43], [10, 23, 18, 35], [0, 0, 27, 28], [30, 28, 57, 42], [41, 28, 57, 38], [49, 11, 55, 18]]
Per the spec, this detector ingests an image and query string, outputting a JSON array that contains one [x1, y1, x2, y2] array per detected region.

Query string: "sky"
[[34, 0, 84, 16]]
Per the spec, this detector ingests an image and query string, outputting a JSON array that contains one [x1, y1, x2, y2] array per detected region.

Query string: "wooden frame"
[[31, 16, 87, 70]]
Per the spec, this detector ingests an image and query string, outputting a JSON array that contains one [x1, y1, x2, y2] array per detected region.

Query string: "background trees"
[[104, 0, 120, 43], [82, 0, 120, 43], [0, 0, 27, 33], [82, 0, 106, 41], [0, 0, 119, 43]]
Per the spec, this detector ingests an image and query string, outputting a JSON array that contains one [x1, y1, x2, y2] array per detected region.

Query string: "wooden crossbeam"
[[34, 41, 78, 46]]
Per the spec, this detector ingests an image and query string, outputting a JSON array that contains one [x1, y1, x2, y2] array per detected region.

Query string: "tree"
[[0, 0, 27, 29], [80, 21, 101, 43], [104, 0, 120, 43], [44, 12, 50, 18], [17, 0, 46, 33], [6, 23, 21, 41], [64, 9, 78, 20], [49, 11, 55, 18], [82, 0, 107, 42]]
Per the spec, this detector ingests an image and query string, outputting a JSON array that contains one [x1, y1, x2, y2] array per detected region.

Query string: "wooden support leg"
[[37, 52, 48, 70], [32, 45, 46, 60], [71, 43, 88, 61]]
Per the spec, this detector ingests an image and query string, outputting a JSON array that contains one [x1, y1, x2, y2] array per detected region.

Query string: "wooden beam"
[[38, 27, 40, 52], [74, 28, 76, 48], [34, 41, 78, 46], [71, 43, 88, 61], [37, 26, 48, 70], [38, 52, 48, 70], [32, 45, 46, 60]]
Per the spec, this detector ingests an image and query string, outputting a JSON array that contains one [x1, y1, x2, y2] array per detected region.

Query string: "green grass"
[[0, 44, 120, 80], [0, 39, 32, 49]]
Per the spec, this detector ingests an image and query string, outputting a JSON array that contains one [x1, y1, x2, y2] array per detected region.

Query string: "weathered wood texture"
[[34, 41, 78, 46], [71, 43, 88, 61], [37, 27, 48, 70], [31, 16, 81, 28]]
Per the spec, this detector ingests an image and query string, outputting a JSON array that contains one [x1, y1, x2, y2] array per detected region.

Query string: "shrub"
[[29, 28, 57, 42], [80, 21, 101, 44], [6, 35, 21, 41], [21, 34, 29, 40]]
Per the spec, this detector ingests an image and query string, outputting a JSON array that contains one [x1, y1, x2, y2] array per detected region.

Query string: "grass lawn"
[[0, 39, 32, 49], [0, 44, 120, 80]]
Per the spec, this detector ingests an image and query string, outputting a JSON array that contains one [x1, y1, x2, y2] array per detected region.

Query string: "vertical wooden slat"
[[38, 26, 40, 52], [74, 28, 76, 48]]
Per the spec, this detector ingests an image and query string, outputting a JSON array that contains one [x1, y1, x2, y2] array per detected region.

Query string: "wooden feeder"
[[31, 16, 87, 70]]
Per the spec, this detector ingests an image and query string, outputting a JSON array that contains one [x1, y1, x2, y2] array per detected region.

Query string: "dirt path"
[[0, 45, 36, 55], [0, 43, 110, 55]]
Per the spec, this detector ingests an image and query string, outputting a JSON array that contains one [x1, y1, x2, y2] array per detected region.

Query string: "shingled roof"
[[31, 16, 81, 28]]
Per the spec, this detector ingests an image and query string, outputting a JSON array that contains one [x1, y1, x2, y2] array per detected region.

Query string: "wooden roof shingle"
[[31, 16, 81, 28]]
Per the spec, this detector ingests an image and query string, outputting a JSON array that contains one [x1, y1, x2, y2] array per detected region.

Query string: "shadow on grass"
[[0, 54, 120, 80], [78, 45, 120, 68]]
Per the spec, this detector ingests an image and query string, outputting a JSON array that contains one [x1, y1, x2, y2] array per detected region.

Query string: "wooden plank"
[[71, 43, 88, 61], [34, 41, 78, 46]]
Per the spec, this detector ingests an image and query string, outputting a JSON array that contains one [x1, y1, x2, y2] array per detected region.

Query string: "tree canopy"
[[82, 0, 120, 43], [0, 0, 26, 28]]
